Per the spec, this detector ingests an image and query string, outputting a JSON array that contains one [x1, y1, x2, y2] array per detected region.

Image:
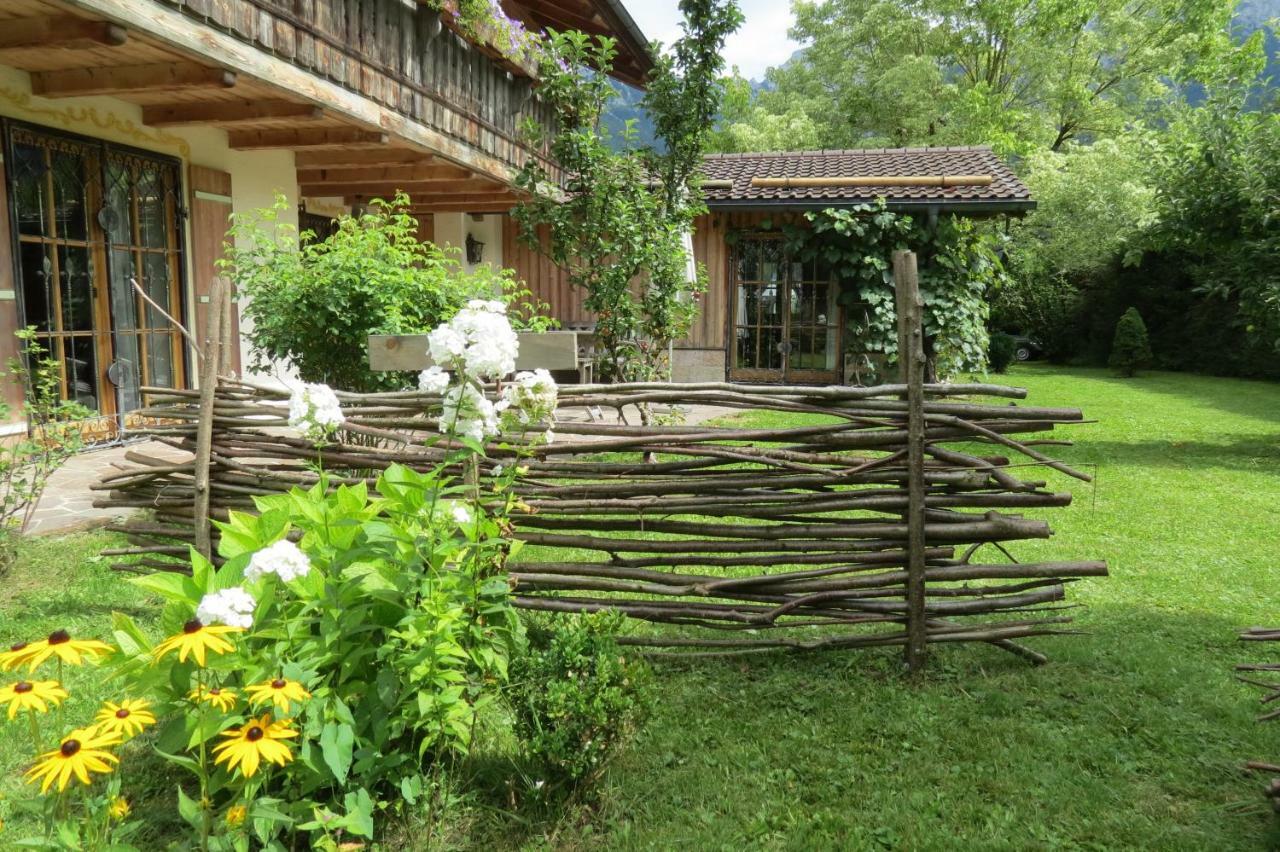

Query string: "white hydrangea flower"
[[543, 429, 556, 444], [442, 382, 500, 444], [427, 326, 467, 364], [288, 383, 344, 440], [246, 539, 312, 583], [196, 586, 256, 630], [451, 503, 472, 525], [418, 365, 450, 394], [431, 301, 518, 380], [492, 464, 505, 478], [502, 368, 559, 425]]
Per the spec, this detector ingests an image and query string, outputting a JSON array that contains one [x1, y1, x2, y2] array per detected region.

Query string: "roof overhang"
[[704, 198, 1037, 217], [505, 0, 653, 88]]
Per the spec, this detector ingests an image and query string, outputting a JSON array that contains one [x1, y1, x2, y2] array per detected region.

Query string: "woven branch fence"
[[93, 253, 1106, 669], [1237, 628, 1280, 807]]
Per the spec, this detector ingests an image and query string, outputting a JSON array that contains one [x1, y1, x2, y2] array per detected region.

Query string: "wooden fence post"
[[893, 250, 928, 673], [193, 276, 227, 560]]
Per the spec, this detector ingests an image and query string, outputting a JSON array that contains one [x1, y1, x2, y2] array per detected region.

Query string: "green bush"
[[221, 193, 550, 392], [1109, 307, 1153, 377], [988, 332, 1017, 374], [508, 613, 650, 786]]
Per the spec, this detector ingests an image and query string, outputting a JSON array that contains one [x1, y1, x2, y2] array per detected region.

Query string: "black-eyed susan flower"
[[225, 804, 247, 828], [0, 641, 39, 671], [245, 678, 310, 713], [17, 630, 113, 671], [108, 796, 131, 821], [94, 699, 156, 739], [212, 715, 297, 778], [25, 727, 121, 793], [188, 685, 238, 713], [0, 680, 67, 719], [153, 620, 242, 667]]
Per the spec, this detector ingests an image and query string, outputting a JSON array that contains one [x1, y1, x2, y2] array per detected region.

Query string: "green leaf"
[[320, 721, 355, 783]]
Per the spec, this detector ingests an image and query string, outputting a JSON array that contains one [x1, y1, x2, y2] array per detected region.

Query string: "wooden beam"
[[68, 0, 525, 187], [347, 192, 516, 203], [294, 149, 433, 169], [0, 16, 128, 51], [31, 62, 235, 98], [296, 163, 475, 184], [228, 128, 389, 150], [143, 100, 323, 127], [302, 178, 507, 196]]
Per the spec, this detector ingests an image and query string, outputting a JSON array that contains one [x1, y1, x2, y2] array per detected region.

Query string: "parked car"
[[1010, 334, 1043, 362]]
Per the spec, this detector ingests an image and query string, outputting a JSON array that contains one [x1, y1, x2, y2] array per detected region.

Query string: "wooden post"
[[192, 276, 226, 560], [218, 280, 235, 377], [893, 250, 928, 673]]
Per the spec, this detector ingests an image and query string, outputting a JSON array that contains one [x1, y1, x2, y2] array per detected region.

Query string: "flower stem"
[[197, 668, 211, 852]]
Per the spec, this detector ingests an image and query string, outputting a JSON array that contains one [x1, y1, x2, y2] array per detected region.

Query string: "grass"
[[2, 365, 1280, 849]]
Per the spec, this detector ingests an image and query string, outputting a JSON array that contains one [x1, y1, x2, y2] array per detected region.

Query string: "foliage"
[[220, 193, 549, 393], [0, 330, 88, 571], [750, 202, 1006, 377], [508, 613, 650, 786], [709, 71, 822, 153], [737, 0, 1239, 155], [988, 332, 1017, 374], [1109, 307, 1153, 376], [1144, 96, 1280, 352], [0, 305, 568, 848], [514, 1, 742, 382], [422, 1, 547, 66]]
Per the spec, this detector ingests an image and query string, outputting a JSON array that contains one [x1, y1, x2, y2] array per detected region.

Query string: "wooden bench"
[[367, 331, 591, 383]]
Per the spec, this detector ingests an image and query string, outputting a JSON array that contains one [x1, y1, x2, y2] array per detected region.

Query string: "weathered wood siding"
[[157, 0, 554, 171], [503, 212, 783, 351]]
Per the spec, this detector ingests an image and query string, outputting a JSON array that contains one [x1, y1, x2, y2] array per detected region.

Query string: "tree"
[[1109, 307, 1152, 376], [745, 0, 1237, 155], [514, 1, 743, 383]]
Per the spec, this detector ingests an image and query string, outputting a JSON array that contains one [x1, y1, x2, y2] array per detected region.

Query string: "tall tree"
[[514, 1, 743, 382], [751, 0, 1238, 155]]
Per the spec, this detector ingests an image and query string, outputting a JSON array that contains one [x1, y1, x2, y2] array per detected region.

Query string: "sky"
[[626, 1, 800, 81]]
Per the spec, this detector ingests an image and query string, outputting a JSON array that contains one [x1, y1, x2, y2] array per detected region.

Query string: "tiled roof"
[[701, 146, 1033, 211]]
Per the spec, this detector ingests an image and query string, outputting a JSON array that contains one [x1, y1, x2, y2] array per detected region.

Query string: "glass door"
[[5, 123, 186, 438], [730, 237, 842, 384]]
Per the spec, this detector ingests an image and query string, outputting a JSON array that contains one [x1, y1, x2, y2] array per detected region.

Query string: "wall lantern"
[[465, 233, 485, 264]]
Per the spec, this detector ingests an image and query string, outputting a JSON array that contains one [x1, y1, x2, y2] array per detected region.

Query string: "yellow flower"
[[225, 804, 247, 828], [188, 685, 238, 713], [153, 620, 242, 667], [0, 641, 40, 671], [94, 699, 156, 740], [0, 680, 67, 720], [25, 727, 121, 793], [9, 631, 112, 672], [108, 796, 131, 821], [212, 715, 297, 778], [245, 678, 310, 713]]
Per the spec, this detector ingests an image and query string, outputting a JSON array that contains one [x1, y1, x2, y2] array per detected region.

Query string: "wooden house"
[[0, 0, 651, 437]]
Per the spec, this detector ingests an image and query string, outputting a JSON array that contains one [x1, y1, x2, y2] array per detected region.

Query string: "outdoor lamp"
[[466, 233, 485, 264]]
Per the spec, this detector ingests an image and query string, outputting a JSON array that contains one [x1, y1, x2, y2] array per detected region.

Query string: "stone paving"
[[26, 402, 728, 538], [27, 440, 190, 537]]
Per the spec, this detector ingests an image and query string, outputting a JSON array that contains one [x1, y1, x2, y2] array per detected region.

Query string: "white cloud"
[[626, 0, 799, 81]]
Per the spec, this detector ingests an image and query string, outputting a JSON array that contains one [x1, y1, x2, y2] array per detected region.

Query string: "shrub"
[[988, 332, 1017, 374], [1110, 307, 1153, 377], [221, 193, 551, 392], [508, 612, 650, 787]]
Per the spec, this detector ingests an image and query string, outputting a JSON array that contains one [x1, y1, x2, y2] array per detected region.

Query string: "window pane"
[[137, 167, 168, 248], [19, 242, 54, 332], [737, 243, 758, 281], [50, 149, 88, 242], [147, 332, 174, 388], [142, 252, 172, 328], [12, 144, 49, 238], [65, 336, 99, 412], [57, 245, 95, 332], [103, 161, 133, 246]]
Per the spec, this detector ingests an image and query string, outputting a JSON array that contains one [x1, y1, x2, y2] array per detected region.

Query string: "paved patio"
[[27, 440, 191, 537]]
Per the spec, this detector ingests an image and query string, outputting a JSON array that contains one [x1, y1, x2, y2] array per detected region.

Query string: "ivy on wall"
[[728, 202, 1007, 378]]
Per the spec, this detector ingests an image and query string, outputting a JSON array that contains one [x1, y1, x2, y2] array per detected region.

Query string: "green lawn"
[[538, 365, 1280, 850], [2, 365, 1280, 849]]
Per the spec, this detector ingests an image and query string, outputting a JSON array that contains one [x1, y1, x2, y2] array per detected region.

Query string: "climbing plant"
[[730, 201, 1007, 378]]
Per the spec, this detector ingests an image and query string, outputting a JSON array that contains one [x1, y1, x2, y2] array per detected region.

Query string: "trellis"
[[94, 252, 1106, 669]]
